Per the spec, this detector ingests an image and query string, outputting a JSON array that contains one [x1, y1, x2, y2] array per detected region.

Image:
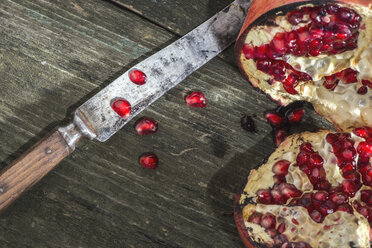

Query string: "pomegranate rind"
[[235, 1, 372, 131]]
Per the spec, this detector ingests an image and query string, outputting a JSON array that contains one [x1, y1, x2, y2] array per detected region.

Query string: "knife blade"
[[0, 0, 251, 211]]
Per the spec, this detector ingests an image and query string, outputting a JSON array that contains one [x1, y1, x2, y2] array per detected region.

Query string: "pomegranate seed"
[[186, 91, 207, 108], [254, 45, 268, 59], [266, 228, 279, 238], [353, 128, 370, 139], [274, 175, 286, 185], [135, 118, 158, 135], [261, 213, 277, 229], [337, 7, 361, 26], [362, 80, 372, 89], [357, 86, 368, 95], [256, 59, 272, 73], [287, 109, 305, 124], [129, 69, 147, 85], [257, 189, 274, 204], [296, 151, 309, 166], [265, 112, 284, 127], [277, 223, 286, 233], [310, 210, 322, 223], [329, 192, 347, 205], [291, 218, 299, 225], [248, 212, 262, 225], [275, 128, 288, 146], [242, 44, 254, 59], [309, 154, 324, 168], [283, 82, 298, 95], [300, 142, 314, 153], [323, 79, 339, 91], [309, 39, 322, 56], [285, 32, 298, 50], [334, 23, 352, 40], [241, 115, 256, 132], [271, 33, 287, 54], [272, 160, 291, 176], [358, 206, 372, 220], [341, 180, 359, 197], [336, 204, 353, 214], [324, 4, 339, 14], [288, 10, 303, 25], [341, 148, 356, 161], [271, 189, 285, 204], [319, 200, 336, 215], [316, 180, 331, 191], [270, 61, 287, 80], [281, 184, 302, 199], [342, 68, 358, 83], [112, 99, 132, 119], [139, 153, 159, 169], [361, 190, 372, 205], [298, 193, 312, 208], [357, 142, 372, 157], [309, 28, 324, 40], [313, 191, 328, 202]]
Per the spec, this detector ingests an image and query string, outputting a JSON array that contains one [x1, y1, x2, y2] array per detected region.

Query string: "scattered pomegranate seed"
[[129, 69, 147, 85], [272, 160, 291, 176], [287, 109, 305, 124], [112, 99, 132, 119], [241, 115, 256, 132], [186, 91, 207, 108], [135, 118, 158, 135], [139, 153, 159, 169], [265, 112, 285, 127]]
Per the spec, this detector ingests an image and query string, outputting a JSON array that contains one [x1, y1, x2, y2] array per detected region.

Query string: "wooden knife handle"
[[0, 130, 72, 212]]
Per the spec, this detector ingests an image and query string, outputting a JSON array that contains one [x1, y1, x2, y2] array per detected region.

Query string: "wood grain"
[[0, 0, 332, 247], [0, 131, 71, 212]]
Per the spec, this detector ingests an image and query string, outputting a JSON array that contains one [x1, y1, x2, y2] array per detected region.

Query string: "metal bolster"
[[58, 110, 97, 150]]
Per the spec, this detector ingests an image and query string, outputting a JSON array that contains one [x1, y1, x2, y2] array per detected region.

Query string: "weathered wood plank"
[[0, 0, 332, 247]]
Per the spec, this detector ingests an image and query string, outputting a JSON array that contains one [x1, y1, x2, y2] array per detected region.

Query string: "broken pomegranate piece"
[[236, 1, 372, 131], [235, 129, 372, 247], [185, 91, 207, 108]]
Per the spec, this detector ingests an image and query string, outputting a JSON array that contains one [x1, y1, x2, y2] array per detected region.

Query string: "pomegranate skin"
[[235, 0, 371, 132]]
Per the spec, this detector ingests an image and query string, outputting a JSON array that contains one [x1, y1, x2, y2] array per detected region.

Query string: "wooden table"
[[0, 0, 331, 247]]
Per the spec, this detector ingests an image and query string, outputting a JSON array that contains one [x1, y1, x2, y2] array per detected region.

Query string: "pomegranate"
[[236, 1, 372, 131], [234, 129, 372, 247]]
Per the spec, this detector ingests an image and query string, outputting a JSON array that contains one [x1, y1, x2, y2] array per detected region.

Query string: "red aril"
[[309, 154, 324, 168], [353, 128, 370, 139], [275, 128, 288, 146], [312, 191, 328, 202], [265, 112, 284, 127], [261, 213, 277, 229], [310, 210, 322, 223], [112, 99, 132, 119], [300, 142, 314, 153], [357, 142, 372, 157], [357, 86, 368, 95], [129, 69, 147, 85], [272, 160, 290, 176], [139, 153, 159, 170], [287, 109, 305, 124], [336, 204, 353, 214], [135, 118, 158, 135], [186, 91, 207, 108], [277, 223, 286, 233], [248, 212, 262, 225], [257, 189, 274, 204]]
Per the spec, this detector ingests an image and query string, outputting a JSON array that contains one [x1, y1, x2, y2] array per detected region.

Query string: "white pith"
[[240, 3, 372, 131], [240, 131, 372, 247]]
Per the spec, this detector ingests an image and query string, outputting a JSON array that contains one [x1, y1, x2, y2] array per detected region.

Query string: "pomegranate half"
[[235, 0, 372, 131], [234, 128, 372, 247]]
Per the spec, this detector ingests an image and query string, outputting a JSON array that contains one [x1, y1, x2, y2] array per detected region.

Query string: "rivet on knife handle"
[[0, 0, 251, 211]]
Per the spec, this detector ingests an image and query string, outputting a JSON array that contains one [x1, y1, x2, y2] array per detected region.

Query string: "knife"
[[0, 0, 251, 211]]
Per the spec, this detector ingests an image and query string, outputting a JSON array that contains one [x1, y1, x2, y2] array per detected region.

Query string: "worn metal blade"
[[77, 0, 251, 142]]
